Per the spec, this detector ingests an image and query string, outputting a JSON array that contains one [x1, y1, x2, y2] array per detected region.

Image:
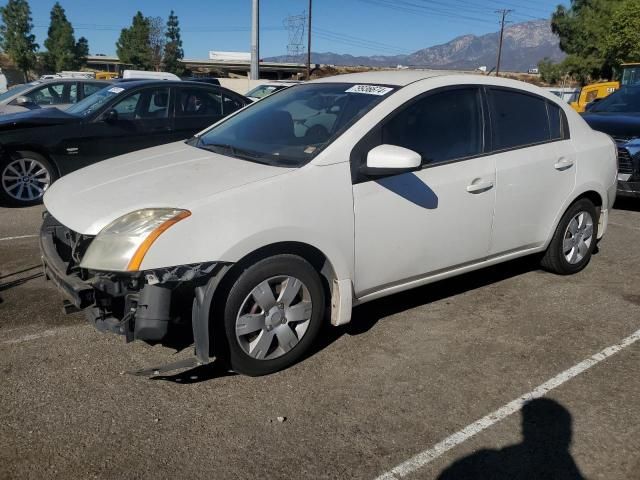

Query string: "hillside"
[[266, 20, 564, 72]]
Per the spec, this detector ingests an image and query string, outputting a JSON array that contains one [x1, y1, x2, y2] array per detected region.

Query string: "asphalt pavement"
[[1, 201, 639, 479]]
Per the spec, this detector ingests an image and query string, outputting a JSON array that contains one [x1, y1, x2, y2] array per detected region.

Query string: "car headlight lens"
[[80, 208, 191, 272]]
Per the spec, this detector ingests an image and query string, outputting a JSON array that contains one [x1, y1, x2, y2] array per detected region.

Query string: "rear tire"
[[541, 198, 598, 275], [0, 150, 57, 206], [220, 254, 325, 376]]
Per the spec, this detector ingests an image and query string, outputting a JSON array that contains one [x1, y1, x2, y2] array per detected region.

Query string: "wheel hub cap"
[[235, 276, 313, 360], [563, 211, 594, 265]]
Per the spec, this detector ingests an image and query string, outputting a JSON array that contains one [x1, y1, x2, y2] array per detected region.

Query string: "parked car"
[[582, 85, 640, 198], [121, 70, 180, 81], [40, 71, 617, 376], [0, 80, 248, 205], [246, 81, 301, 101], [0, 78, 111, 116]]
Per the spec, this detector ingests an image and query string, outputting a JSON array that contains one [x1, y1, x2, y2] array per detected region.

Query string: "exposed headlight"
[[80, 208, 191, 272]]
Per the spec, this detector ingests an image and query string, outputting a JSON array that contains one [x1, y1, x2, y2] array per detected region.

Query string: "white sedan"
[[41, 71, 617, 376]]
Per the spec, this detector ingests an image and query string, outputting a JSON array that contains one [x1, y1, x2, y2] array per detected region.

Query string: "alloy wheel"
[[1, 157, 51, 202]]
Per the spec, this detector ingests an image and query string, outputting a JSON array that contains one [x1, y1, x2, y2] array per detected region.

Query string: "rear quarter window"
[[488, 88, 550, 150], [547, 101, 569, 140]]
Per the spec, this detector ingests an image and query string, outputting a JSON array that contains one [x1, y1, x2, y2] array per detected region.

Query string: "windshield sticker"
[[345, 84, 393, 96], [108, 87, 124, 94], [304, 146, 317, 154]]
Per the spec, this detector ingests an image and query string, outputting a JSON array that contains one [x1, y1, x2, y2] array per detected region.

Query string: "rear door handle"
[[466, 180, 494, 194], [554, 158, 574, 171]]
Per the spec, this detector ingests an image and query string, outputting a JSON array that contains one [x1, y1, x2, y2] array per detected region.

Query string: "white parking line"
[[0, 234, 38, 242], [1, 329, 59, 345], [375, 328, 640, 480]]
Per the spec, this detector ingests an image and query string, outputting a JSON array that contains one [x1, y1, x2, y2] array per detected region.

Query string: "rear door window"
[[488, 88, 550, 150], [223, 93, 244, 115], [176, 88, 222, 117]]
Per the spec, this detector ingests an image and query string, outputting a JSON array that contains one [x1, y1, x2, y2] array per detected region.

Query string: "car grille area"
[[617, 147, 634, 176], [41, 214, 95, 277]]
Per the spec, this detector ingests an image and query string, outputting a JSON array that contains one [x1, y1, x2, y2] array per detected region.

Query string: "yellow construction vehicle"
[[95, 71, 119, 80], [570, 63, 640, 112]]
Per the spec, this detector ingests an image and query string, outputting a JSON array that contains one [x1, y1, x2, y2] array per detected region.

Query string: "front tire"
[[541, 198, 598, 275], [221, 255, 325, 376], [0, 151, 57, 206]]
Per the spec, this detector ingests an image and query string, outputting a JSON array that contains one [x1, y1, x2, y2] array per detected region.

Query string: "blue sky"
[[25, 0, 569, 58]]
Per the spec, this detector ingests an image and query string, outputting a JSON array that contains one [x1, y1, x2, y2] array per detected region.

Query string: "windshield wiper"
[[198, 142, 270, 164]]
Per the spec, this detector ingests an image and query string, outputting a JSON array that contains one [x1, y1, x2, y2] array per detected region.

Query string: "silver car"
[[0, 78, 111, 115]]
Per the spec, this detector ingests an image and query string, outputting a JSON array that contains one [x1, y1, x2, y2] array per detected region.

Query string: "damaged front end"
[[40, 213, 224, 353]]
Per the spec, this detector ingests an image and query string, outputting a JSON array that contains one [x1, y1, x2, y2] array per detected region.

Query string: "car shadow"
[[436, 398, 586, 479], [149, 360, 237, 384], [314, 255, 541, 352], [145, 255, 541, 384], [613, 197, 640, 212], [0, 200, 40, 209]]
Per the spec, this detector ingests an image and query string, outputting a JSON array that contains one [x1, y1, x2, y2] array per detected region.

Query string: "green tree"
[[163, 10, 183, 75], [538, 58, 565, 84], [43, 2, 88, 72], [116, 11, 152, 70], [74, 36, 89, 68], [605, 0, 640, 64], [148, 16, 165, 71], [551, 0, 625, 82], [0, 0, 38, 81]]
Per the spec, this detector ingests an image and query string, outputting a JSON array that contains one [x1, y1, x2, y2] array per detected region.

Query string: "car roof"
[[34, 78, 110, 84], [113, 79, 225, 89], [310, 70, 459, 87], [109, 79, 248, 100]]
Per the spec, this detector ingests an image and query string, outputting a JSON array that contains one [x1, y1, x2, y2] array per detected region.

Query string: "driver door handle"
[[466, 180, 494, 194]]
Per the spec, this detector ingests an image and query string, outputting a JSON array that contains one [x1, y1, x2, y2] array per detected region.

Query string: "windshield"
[[197, 83, 396, 166], [590, 86, 640, 113], [246, 85, 283, 99], [0, 83, 31, 102], [66, 85, 124, 117], [621, 66, 640, 87]]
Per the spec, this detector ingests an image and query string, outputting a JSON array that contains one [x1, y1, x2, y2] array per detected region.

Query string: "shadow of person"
[[437, 399, 585, 480]]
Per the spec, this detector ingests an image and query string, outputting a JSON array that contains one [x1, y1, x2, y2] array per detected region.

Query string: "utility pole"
[[307, 0, 312, 80], [495, 9, 512, 77], [250, 0, 260, 80]]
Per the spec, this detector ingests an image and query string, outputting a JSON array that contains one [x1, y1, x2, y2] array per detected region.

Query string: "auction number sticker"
[[345, 84, 393, 95], [108, 87, 125, 94]]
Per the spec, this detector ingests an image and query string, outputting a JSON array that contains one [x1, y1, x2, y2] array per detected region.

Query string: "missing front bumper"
[[40, 213, 221, 344]]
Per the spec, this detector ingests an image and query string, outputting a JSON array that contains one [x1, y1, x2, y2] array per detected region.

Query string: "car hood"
[[0, 104, 31, 116], [44, 141, 294, 235], [582, 112, 640, 140], [0, 107, 78, 130]]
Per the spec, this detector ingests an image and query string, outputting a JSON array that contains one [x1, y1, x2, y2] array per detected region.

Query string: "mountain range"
[[266, 20, 564, 72]]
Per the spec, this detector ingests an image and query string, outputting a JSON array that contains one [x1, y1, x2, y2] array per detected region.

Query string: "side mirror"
[[103, 109, 118, 123], [362, 144, 422, 176], [15, 95, 33, 106]]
